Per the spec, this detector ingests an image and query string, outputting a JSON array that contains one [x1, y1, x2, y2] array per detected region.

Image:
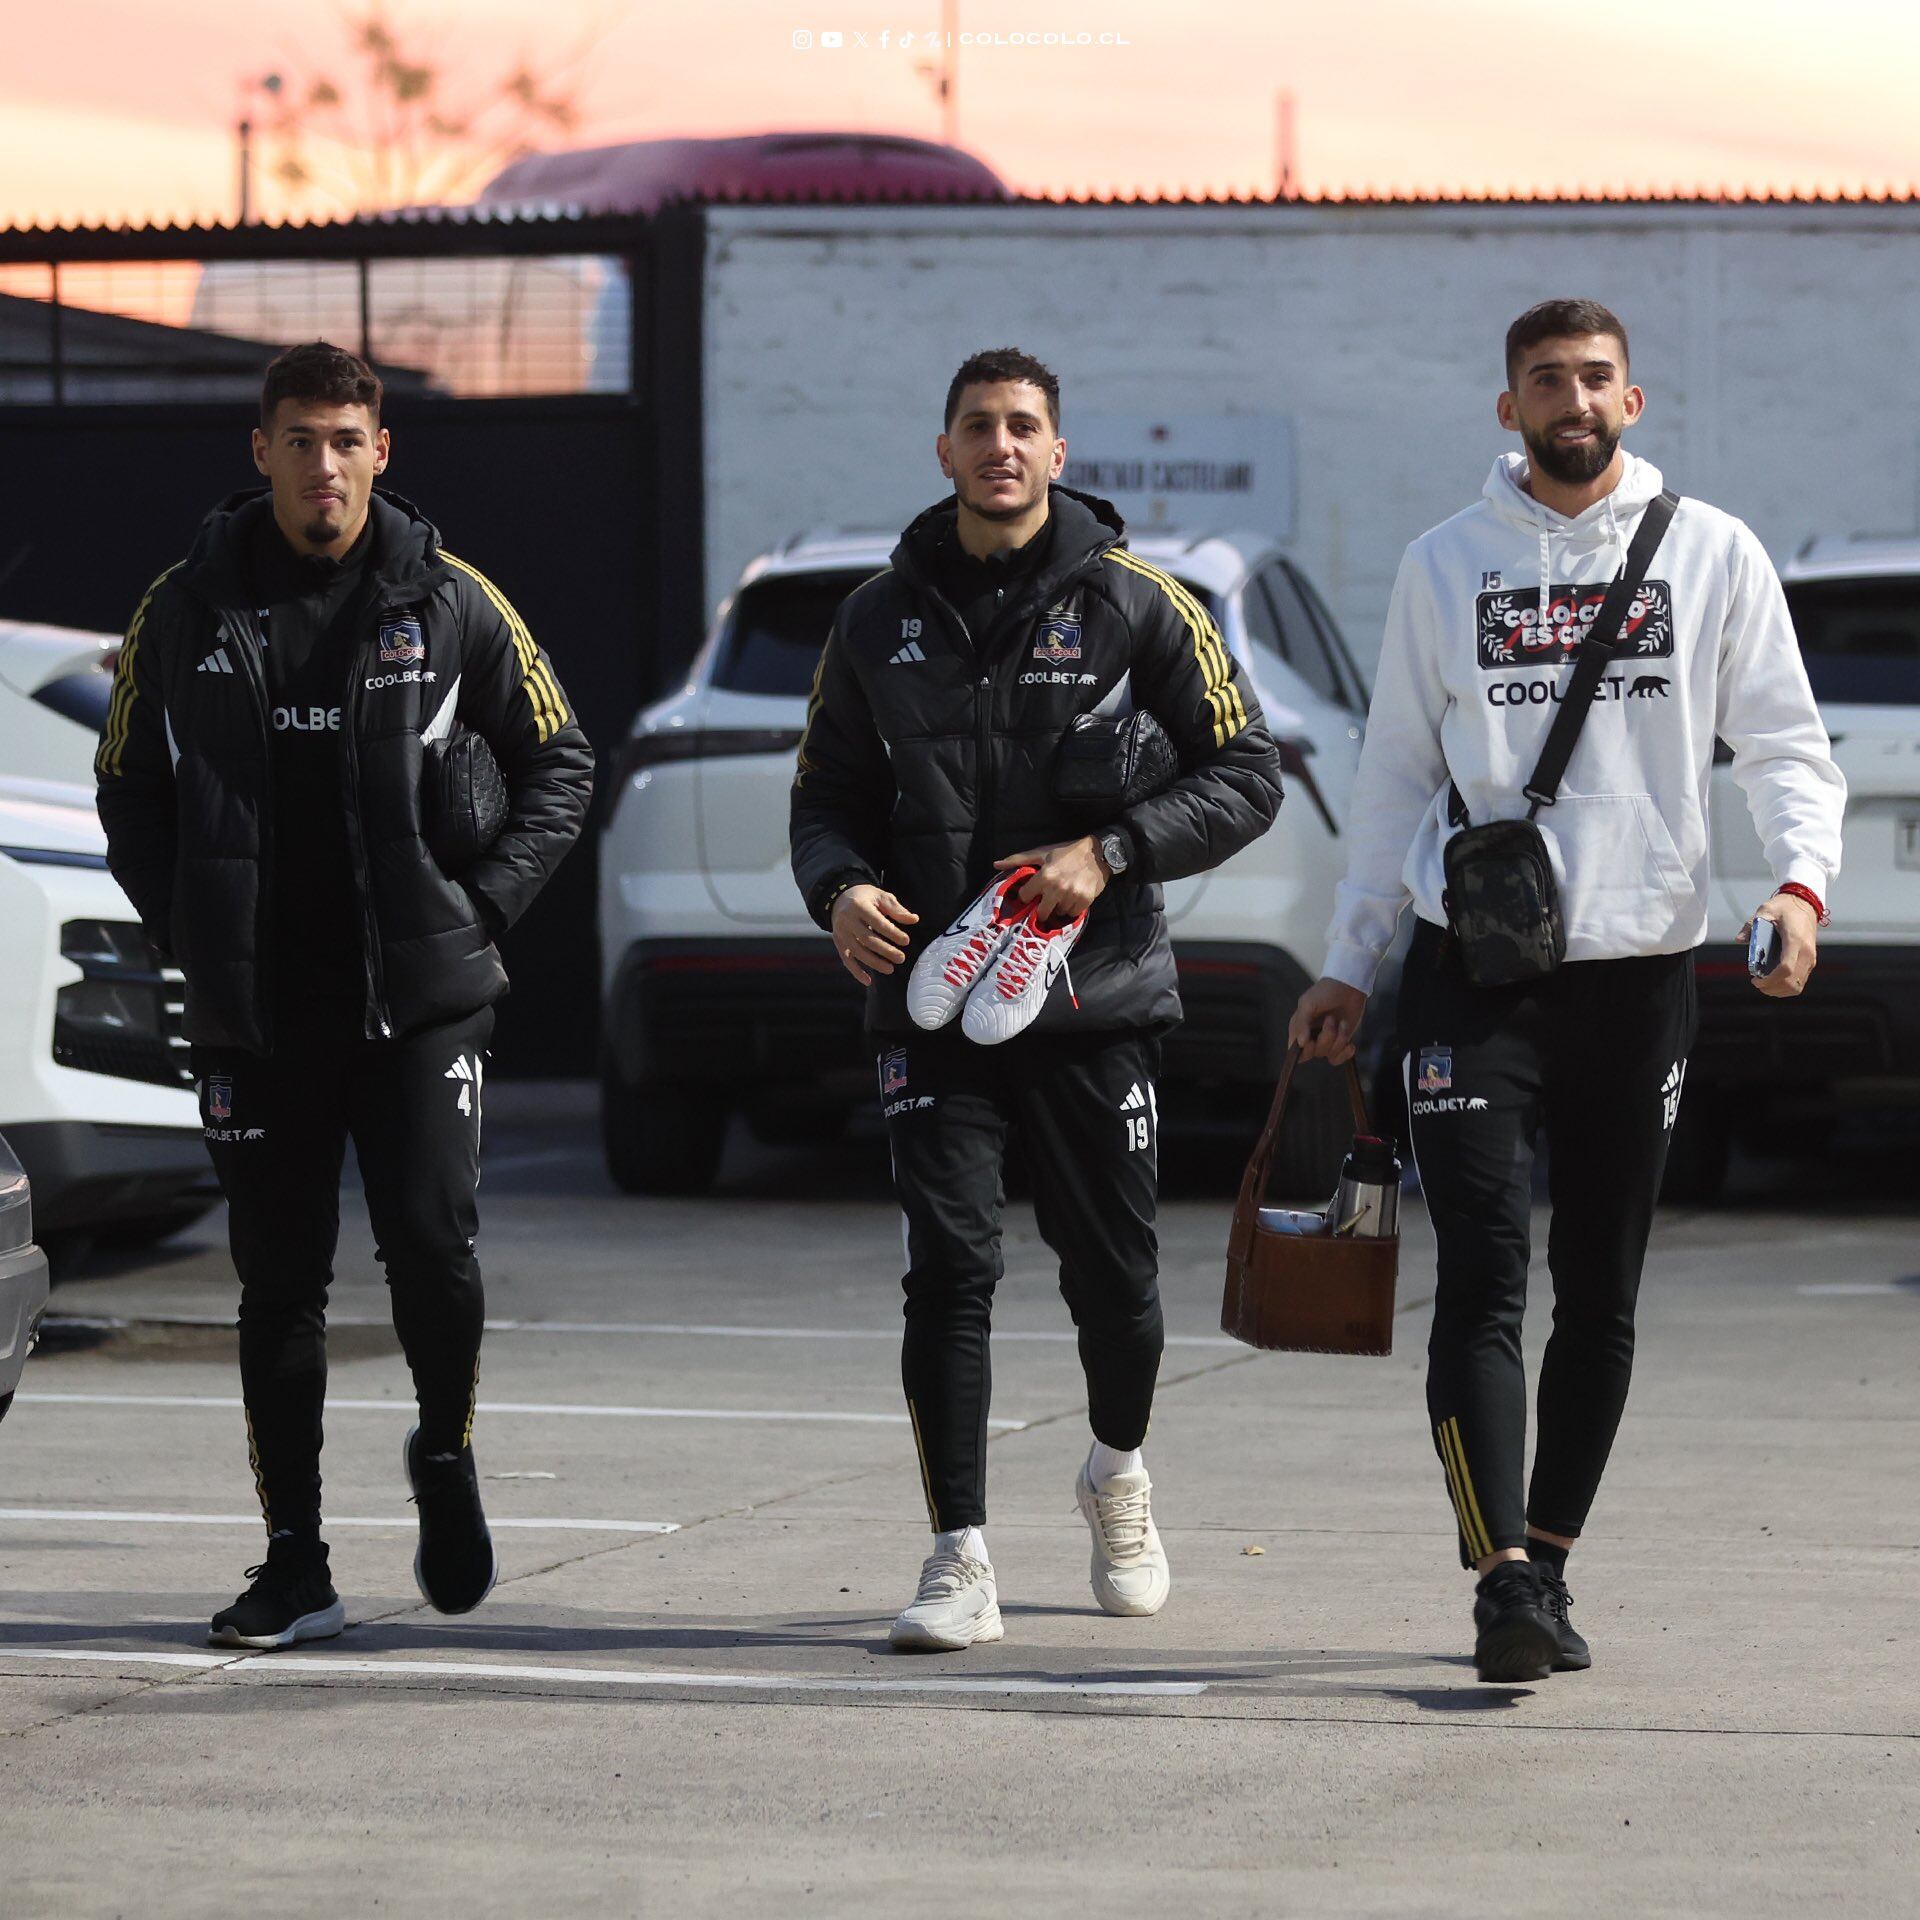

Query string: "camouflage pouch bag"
[[1443, 813, 1565, 986], [1440, 488, 1679, 990]]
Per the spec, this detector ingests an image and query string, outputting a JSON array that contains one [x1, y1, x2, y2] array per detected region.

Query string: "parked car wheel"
[[600, 1055, 728, 1195]]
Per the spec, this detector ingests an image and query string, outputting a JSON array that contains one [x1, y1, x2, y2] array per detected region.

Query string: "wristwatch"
[[1097, 828, 1133, 878]]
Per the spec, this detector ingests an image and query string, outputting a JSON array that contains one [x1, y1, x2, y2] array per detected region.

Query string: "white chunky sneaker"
[[960, 906, 1086, 1045], [1074, 1454, 1171, 1617], [907, 866, 1038, 1031], [888, 1547, 1004, 1651]]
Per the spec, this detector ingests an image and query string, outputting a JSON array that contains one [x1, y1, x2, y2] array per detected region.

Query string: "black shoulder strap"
[[1521, 488, 1679, 817]]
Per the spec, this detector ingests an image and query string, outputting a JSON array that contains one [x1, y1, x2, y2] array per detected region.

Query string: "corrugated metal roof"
[[3, 183, 1919, 241]]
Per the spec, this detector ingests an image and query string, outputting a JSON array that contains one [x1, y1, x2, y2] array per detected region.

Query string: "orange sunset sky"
[[4, 0, 1917, 227]]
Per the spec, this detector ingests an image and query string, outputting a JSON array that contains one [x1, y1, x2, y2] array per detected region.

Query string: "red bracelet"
[[1773, 881, 1829, 926]]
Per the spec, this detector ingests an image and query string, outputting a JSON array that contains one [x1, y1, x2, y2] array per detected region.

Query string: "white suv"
[[599, 527, 1378, 1193], [0, 621, 211, 1260], [1671, 534, 1920, 1198]]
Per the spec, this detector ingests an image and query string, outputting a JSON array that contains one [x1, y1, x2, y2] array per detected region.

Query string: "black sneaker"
[[403, 1426, 498, 1614], [1472, 1560, 1558, 1682], [209, 1533, 345, 1650], [1538, 1567, 1592, 1671]]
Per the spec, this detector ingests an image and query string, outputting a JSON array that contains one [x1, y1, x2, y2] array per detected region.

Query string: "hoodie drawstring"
[[1536, 524, 1552, 654]]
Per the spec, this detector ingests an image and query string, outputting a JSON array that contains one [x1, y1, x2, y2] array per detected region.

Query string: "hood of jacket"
[[1481, 451, 1668, 650], [890, 483, 1127, 614], [178, 486, 452, 613]]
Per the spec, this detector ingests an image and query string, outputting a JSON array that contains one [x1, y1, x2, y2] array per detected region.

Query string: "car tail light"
[[606, 726, 806, 819]]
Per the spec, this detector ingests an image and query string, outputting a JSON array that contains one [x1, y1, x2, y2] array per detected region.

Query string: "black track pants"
[[194, 1003, 493, 1538], [1396, 920, 1695, 1564], [880, 1028, 1165, 1532]]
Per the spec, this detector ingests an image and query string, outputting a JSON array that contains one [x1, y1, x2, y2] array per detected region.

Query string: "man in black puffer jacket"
[[96, 342, 592, 1650], [791, 348, 1284, 1651]]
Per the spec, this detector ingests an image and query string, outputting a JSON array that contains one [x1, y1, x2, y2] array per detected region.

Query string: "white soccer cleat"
[[907, 866, 1039, 1031], [888, 1546, 1004, 1651], [960, 906, 1086, 1045], [1074, 1454, 1171, 1618]]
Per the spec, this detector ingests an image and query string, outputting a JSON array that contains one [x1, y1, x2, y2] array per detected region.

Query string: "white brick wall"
[[703, 201, 1920, 666]]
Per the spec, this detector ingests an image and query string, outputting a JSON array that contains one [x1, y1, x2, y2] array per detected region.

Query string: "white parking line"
[[0, 1508, 678, 1535], [0, 1646, 1205, 1698], [1796, 1282, 1915, 1297], [46, 1313, 1238, 1349], [15, 1392, 1028, 1432]]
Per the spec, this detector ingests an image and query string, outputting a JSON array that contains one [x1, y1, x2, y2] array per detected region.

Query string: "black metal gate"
[[0, 207, 707, 1074]]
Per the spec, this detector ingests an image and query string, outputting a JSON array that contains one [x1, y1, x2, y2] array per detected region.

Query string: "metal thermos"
[[1329, 1134, 1401, 1239]]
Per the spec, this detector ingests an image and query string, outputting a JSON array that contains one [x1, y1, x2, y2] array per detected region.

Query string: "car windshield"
[[714, 571, 879, 696], [713, 565, 1221, 699], [1786, 578, 1920, 706]]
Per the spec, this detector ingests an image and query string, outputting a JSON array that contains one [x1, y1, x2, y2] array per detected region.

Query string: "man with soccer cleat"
[[791, 348, 1284, 1649]]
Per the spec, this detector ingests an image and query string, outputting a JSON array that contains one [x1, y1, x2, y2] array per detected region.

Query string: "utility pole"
[[1275, 89, 1298, 198], [942, 0, 959, 148], [235, 72, 284, 224], [919, 0, 960, 148]]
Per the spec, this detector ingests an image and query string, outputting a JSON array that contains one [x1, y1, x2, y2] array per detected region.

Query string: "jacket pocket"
[[1540, 794, 1691, 949]]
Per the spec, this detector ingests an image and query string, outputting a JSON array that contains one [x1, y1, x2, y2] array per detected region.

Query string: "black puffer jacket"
[[790, 486, 1285, 1034], [96, 488, 593, 1050]]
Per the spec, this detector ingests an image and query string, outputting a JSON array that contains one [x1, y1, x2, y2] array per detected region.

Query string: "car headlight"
[[52, 919, 191, 1088], [0, 1137, 31, 1256]]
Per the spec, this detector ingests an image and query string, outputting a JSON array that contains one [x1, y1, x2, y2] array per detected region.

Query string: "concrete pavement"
[[0, 1085, 1914, 1917]]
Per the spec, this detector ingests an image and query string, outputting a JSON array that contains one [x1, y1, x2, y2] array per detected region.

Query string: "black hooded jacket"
[[790, 486, 1285, 1035], [96, 488, 594, 1051]]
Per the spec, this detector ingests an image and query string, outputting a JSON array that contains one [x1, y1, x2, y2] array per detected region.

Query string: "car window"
[[712, 570, 881, 697], [31, 659, 115, 731], [1287, 561, 1369, 705], [1253, 561, 1352, 710], [1240, 567, 1290, 671], [713, 565, 1221, 698], [1785, 579, 1920, 706]]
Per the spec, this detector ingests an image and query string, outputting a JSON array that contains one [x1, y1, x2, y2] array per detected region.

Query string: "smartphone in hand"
[[1748, 916, 1783, 978]]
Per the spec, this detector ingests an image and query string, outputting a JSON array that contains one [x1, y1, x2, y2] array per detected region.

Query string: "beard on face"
[[954, 465, 1046, 523], [1524, 417, 1621, 486]]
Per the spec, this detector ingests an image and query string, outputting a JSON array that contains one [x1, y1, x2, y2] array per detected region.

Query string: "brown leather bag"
[[1221, 1047, 1399, 1356]]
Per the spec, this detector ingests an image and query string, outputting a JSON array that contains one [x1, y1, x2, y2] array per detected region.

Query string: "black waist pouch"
[[1052, 709, 1180, 819], [423, 729, 509, 874], [1442, 817, 1565, 987]]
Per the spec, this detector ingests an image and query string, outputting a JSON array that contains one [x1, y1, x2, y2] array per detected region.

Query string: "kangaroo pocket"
[[1540, 794, 1692, 950]]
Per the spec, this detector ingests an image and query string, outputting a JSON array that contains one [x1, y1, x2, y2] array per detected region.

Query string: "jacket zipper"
[[919, 584, 995, 881], [227, 611, 278, 1050], [342, 607, 393, 1039]]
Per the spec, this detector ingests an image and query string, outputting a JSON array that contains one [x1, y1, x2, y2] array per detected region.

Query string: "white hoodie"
[[1323, 451, 1846, 994]]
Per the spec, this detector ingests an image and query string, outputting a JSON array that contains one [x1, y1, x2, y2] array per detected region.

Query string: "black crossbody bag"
[[1441, 489, 1679, 988]]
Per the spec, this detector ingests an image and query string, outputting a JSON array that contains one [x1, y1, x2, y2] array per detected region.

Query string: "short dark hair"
[[1504, 300, 1629, 388], [944, 347, 1060, 432], [260, 340, 383, 430]]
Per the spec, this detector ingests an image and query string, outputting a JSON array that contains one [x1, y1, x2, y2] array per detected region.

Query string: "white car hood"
[[0, 623, 113, 696], [0, 776, 108, 858]]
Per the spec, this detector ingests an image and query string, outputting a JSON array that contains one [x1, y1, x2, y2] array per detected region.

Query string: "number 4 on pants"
[[444, 1052, 484, 1115]]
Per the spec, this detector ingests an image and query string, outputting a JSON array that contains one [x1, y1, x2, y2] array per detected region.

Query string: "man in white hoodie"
[[1289, 297, 1845, 1683]]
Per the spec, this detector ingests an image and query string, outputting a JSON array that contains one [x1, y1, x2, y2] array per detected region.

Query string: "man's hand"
[[993, 837, 1108, 924], [1740, 890, 1819, 999], [831, 883, 919, 986], [1287, 977, 1370, 1064]]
